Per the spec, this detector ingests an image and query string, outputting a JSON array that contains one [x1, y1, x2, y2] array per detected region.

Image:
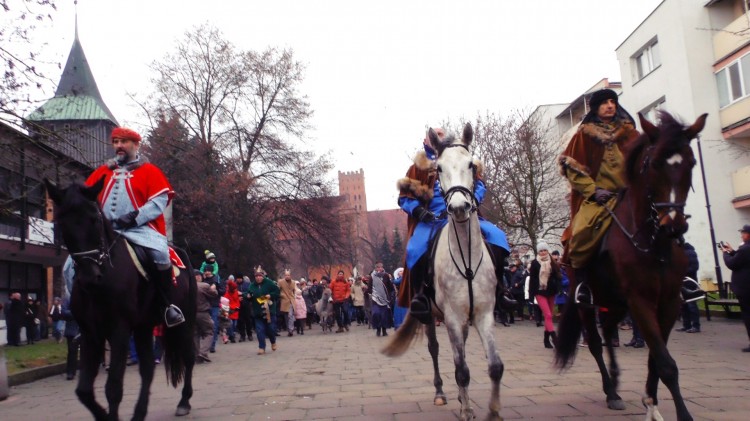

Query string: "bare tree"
[[471, 110, 569, 251]]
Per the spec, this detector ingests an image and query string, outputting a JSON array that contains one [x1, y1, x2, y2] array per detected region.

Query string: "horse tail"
[[381, 313, 423, 357], [554, 301, 581, 370], [162, 248, 197, 387]]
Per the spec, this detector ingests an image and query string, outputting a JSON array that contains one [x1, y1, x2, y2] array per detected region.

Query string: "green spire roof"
[[27, 25, 118, 124]]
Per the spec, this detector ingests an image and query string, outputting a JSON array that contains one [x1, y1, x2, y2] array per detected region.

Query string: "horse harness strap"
[[602, 194, 659, 254]]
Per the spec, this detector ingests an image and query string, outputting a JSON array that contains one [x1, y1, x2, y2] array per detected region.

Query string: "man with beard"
[[81, 127, 183, 327]]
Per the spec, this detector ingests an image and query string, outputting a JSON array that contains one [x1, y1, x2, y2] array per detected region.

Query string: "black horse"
[[555, 112, 707, 421], [45, 178, 196, 421]]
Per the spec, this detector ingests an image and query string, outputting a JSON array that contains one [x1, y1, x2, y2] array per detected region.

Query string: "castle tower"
[[26, 17, 118, 169], [338, 168, 368, 212]]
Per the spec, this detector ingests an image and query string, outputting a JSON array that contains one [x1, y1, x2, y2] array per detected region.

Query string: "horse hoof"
[[434, 395, 447, 406], [175, 406, 191, 416], [483, 413, 503, 421], [607, 399, 626, 410], [459, 408, 475, 421]]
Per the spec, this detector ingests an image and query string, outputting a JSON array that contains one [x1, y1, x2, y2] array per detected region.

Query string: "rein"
[[438, 142, 483, 322], [69, 207, 120, 269]]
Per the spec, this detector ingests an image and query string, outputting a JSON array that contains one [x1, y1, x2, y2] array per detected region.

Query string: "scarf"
[[539, 255, 552, 290]]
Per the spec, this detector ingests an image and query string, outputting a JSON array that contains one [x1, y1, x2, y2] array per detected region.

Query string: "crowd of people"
[[189, 251, 401, 361]]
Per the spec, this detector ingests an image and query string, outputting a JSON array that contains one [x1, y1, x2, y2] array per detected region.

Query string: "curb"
[[8, 363, 66, 387]]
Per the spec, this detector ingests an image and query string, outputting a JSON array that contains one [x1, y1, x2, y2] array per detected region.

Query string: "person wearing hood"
[[223, 277, 240, 343]]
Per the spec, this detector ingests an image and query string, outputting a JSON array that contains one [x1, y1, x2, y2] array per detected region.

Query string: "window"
[[633, 39, 661, 81], [716, 53, 750, 107], [640, 97, 666, 124]]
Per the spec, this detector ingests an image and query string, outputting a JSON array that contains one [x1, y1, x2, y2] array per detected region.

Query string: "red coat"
[[86, 162, 174, 236], [223, 290, 240, 320], [330, 278, 350, 303]]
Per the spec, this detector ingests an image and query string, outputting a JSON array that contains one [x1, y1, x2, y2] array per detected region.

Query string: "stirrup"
[[165, 304, 185, 328], [410, 294, 432, 324], [500, 293, 518, 311], [681, 277, 705, 303], [574, 283, 594, 308]]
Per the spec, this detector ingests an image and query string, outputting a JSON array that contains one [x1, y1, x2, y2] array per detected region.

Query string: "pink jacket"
[[293, 293, 307, 319]]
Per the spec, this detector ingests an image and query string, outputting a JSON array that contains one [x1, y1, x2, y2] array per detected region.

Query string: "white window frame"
[[640, 97, 666, 124], [715, 51, 750, 108], [632, 38, 661, 82]]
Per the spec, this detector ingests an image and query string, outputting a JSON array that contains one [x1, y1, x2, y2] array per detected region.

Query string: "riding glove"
[[592, 187, 614, 205], [413, 206, 435, 223], [114, 210, 139, 229]]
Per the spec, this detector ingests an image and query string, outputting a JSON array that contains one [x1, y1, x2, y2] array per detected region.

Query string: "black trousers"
[[66, 335, 80, 377], [236, 304, 254, 339]]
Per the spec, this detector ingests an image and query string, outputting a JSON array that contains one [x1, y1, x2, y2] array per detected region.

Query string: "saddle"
[[124, 241, 186, 282]]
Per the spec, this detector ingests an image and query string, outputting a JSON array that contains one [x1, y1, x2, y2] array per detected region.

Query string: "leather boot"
[[409, 256, 432, 324], [156, 267, 185, 327], [543, 331, 553, 349], [550, 331, 558, 348]]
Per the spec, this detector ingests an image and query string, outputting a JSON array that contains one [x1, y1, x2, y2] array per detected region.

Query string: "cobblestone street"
[[2, 317, 750, 420]]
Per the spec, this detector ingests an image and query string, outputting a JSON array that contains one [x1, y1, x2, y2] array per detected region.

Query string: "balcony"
[[713, 12, 750, 62], [731, 164, 750, 208]]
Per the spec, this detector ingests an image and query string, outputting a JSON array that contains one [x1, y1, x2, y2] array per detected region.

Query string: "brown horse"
[[555, 111, 707, 421]]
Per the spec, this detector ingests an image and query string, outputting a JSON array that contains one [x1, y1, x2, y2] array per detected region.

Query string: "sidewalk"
[[1, 317, 750, 420]]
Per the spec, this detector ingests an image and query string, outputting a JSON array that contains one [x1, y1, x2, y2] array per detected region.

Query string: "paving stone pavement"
[[2, 317, 750, 420]]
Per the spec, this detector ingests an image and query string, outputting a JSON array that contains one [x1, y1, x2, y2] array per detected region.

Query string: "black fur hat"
[[588, 89, 618, 112]]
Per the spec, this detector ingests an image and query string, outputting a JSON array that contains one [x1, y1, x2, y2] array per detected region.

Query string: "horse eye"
[[468, 162, 474, 170]]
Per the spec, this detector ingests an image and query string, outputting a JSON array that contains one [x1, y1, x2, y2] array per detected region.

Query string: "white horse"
[[383, 123, 504, 421]]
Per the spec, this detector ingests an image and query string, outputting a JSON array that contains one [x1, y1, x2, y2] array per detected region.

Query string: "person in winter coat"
[[247, 267, 280, 355], [236, 275, 254, 342], [301, 280, 316, 329], [3, 292, 24, 346], [529, 242, 562, 348], [199, 250, 220, 281], [24, 297, 38, 345], [202, 267, 224, 353], [278, 270, 297, 337], [224, 278, 240, 343], [350, 278, 366, 325], [677, 243, 701, 333], [720, 225, 750, 352], [293, 288, 307, 335], [61, 296, 80, 380], [330, 270, 351, 333]]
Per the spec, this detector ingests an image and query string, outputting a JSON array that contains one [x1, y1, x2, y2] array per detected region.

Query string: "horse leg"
[[631, 300, 692, 421], [475, 308, 504, 420], [104, 329, 130, 421], [131, 326, 155, 421], [601, 307, 626, 390], [425, 318, 446, 406], [76, 334, 108, 421], [643, 354, 664, 421], [175, 322, 195, 416], [446, 318, 473, 421], [581, 307, 624, 410]]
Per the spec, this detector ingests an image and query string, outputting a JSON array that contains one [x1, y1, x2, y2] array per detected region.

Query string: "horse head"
[[44, 177, 110, 285], [632, 111, 707, 237], [430, 123, 479, 222]]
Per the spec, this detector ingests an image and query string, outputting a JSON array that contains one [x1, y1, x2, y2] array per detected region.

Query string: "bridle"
[[603, 145, 689, 254], [437, 143, 483, 321], [68, 206, 118, 269]]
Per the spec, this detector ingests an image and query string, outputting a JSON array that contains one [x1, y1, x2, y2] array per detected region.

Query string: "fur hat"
[[588, 89, 618, 112], [111, 127, 142, 143], [536, 241, 550, 253]]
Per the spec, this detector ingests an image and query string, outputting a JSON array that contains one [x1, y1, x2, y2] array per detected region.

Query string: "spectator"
[[61, 296, 80, 380], [278, 270, 297, 337], [4, 292, 23, 346], [236, 275, 254, 342], [35, 298, 47, 340], [153, 325, 164, 364], [371, 262, 395, 337], [194, 269, 216, 363], [293, 288, 307, 335], [677, 242, 701, 333], [24, 297, 38, 345], [351, 277, 366, 325], [509, 264, 526, 322], [330, 271, 351, 333], [301, 280, 315, 329], [50, 297, 64, 343], [720, 224, 750, 352], [392, 268, 407, 329], [200, 250, 220, 281], [529, 242, 561, 349], [551, 250, 569, 315], [203, 267, 224, 353], [224, 278, 240, 343]]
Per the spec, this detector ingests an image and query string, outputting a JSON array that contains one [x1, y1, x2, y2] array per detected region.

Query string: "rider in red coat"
[[84, 127, 184, 327]]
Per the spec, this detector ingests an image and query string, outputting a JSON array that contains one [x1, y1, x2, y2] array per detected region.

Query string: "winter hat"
[[536, 241, 550, 253], [227, 275, 235, 281], [204, 250, 216, 260], [227, 280, 237, 292], [193, 269, 202, 276], [588, 88, 618, 112], [111, 127, 141, 143], [254, 265, 265, 275]]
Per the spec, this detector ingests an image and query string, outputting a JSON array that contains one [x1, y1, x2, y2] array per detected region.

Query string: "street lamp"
[[696, 134, 726, 297]]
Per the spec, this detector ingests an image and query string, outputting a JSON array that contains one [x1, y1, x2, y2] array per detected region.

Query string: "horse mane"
[[53, 182, 97, 217]]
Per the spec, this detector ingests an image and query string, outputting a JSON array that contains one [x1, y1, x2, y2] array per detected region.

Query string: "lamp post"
[[696, 134, 726, 298]]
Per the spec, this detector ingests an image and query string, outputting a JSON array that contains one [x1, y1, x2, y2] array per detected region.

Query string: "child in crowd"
[[293, 288, 307, 335], [219, 296, 231, 344]]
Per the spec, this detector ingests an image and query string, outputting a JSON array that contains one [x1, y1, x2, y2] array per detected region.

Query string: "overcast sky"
[[20, 0, 663, 210]]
